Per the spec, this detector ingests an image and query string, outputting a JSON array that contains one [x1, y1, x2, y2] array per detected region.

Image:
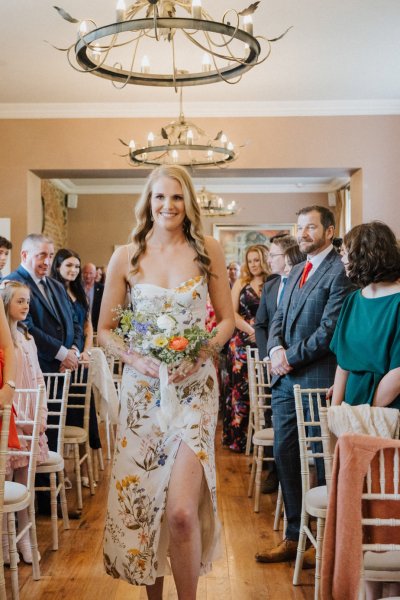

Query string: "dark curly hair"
[[343, 221, 400, 287]]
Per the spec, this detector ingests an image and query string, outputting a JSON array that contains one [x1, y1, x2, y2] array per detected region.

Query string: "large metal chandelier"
[[197, 187, 238, 216], [53, 1, 291, 89], [120, 88, 238, 167]]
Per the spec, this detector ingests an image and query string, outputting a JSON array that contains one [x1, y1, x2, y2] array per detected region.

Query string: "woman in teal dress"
[[330, 221, 400, 408]]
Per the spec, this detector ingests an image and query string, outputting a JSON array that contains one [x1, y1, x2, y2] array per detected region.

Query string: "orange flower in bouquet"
[[168, 336, 189, 352]]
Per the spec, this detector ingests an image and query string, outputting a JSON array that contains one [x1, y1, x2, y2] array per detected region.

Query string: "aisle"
[[11, 423, 314, 600]]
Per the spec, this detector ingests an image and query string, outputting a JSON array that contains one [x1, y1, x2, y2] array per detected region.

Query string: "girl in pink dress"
[[0, 280, 49, 563]]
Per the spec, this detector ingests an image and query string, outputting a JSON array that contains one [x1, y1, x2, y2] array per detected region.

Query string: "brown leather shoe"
[[302, 546, 316, 569], [255, 538, 298, 563]]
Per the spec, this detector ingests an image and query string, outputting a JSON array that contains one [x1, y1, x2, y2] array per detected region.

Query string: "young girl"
[[0, 280, 49, 564]]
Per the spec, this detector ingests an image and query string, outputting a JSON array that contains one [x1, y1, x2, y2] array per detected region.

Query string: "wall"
[[0, 115, 399, 267], [67, 191, 328, 266]]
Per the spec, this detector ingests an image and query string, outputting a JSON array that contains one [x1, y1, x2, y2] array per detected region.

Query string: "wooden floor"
[[9, 423, 315, 600]]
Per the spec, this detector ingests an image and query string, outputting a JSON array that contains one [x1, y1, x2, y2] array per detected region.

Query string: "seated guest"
[[82, 263, 104, 332], [1, 281, 49, 563], [0, 236, 12, 279], [51, 249, 101, 455], [331, 221, 400, 408]]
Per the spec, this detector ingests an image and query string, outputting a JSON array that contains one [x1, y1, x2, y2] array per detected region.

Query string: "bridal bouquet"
[[113, 305, 216, 367]]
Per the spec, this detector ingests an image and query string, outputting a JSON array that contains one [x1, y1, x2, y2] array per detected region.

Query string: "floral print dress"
[[104, 276, 220, 586], [222, 284, 260, 452]]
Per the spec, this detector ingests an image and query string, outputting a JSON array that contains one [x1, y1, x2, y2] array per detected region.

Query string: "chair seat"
[[36, 451, 64, 472], [64, 425, 87, 442], [252, 427, 274, 444], [305, 485, 328, 517], [4, 481, 29, 505], [365, 550, 400, 574]]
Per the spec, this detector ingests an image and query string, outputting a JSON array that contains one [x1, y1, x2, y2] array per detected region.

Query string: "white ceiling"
[[1, 0, 400, 116], [1, 1, 399, 193]]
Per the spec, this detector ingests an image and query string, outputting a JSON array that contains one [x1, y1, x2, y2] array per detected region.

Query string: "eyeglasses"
[[269, 253, 285, 258]]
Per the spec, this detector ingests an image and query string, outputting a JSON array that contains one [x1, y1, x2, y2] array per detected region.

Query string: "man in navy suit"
[[254, 235, 297, 493], [255, 235, 297, 360], [256, 206, 352, 564], [5, 234, 80, 373]]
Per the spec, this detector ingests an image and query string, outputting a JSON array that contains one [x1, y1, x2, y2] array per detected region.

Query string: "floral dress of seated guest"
[[223, 283, 260, 452], [104, 275, 220, 586], [330, 289, 400, 408], [67, 297, 101, 450], [7, 329, 49, 475]]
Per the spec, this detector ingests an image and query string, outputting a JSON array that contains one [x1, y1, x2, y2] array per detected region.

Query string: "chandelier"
[[197, 187, 238, 216], [52, 1, 291, 89], [120, 87, 238, 167]]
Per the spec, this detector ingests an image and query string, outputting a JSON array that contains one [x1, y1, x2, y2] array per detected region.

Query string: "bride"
[[98, 165, 234, 600]]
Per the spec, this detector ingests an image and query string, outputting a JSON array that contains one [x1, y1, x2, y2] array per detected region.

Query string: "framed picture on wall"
[[213, 223, 296, 265]]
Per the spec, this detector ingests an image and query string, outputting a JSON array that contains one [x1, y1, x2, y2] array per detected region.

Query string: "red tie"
[[299, 261, 312, 288]]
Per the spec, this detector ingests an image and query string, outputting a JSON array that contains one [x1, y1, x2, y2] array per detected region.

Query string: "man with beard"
[[255, 206, 352, 565]]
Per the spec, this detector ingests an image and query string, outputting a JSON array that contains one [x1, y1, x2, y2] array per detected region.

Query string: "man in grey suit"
[[255, 205, 352, 564]]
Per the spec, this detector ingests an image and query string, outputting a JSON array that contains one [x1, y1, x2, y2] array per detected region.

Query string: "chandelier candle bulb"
[[217, 197, 224, 208], [78, 21, 89, 36], [207, 150, 214, 161], [243, 15, 253, 36], [116, 0, 126, 22], [129, 140, 136, 151], [202, 53, 212, 72], [140, 55, 150, 74], [192, 0, 202, 20], [172, 150, 179, 163], [227, 141, 234, 151], [220, 133, 228, 148], [147, 132, 155, 147], [187, 130, 194, 145]]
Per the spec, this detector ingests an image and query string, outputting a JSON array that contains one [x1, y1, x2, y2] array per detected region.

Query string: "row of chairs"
[[0, 355, 121, 600], [246, 347, 400, 600]]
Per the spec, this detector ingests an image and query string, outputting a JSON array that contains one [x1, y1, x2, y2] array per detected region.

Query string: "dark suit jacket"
[[267, 249, 353, 389], [91, 283, 104, 331], [254, 274, 281, 360], [5, 265, 81, 372]]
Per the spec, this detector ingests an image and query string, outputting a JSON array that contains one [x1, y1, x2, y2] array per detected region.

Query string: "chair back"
[[106, 354, 123, 396], [362, 446, 400, 552], [293, 384, 330, 494], [8, 386, 45, 493], [0, 404, 12, 588], [248, 355, 272, 431], [43, 371, 71, 455], [68, 360, 93, 433], [319, 406, 335, 493]]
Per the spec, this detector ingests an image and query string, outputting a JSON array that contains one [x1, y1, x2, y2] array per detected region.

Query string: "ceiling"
[[1, 1, 399, 192]]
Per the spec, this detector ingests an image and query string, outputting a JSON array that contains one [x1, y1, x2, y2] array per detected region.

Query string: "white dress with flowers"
[[104, 275, 220, 586]]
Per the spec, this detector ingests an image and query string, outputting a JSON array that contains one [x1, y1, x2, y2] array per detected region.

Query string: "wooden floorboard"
[[7, 422, 315, 600]]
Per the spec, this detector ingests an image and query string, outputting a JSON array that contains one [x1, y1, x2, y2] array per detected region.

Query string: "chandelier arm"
[[111, 33, 142, 89], [183, 30, 248, 66], [185, 31, 243, 85], [171, 36, 178, 93]]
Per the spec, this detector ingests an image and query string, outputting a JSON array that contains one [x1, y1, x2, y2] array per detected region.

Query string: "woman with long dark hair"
[[51, 249, 93, 361], [51, 249, 100, 478]]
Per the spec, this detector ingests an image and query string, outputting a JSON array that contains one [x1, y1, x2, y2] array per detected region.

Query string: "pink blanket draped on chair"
[[321, 433, 400, 600]]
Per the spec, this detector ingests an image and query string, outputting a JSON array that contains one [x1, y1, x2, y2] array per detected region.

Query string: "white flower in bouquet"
[[156, 314, 177, 334]]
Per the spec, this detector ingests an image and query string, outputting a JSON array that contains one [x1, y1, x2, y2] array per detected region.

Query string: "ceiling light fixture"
[[197, 187, 238, 217], [120, 87, 239, 167], [52, 1, 291, 89]]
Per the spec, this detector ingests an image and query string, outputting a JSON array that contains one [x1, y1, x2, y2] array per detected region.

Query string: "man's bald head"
[[82, 263, 97, 287]]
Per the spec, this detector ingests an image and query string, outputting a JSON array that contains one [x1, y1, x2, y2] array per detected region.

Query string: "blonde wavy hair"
[[240, 244, 270, 287], [0, 280, 31, 345], [130, 165, 212, 279]]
